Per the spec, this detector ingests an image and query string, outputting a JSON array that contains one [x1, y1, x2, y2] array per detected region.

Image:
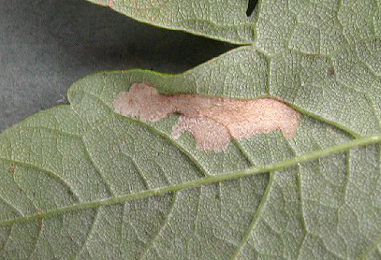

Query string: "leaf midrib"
[[1, 134, 380, 228]]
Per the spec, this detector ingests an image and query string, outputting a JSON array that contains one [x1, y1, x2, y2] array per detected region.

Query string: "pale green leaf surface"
[[85, 0, 255, 44], [2, 0, 381, 260]]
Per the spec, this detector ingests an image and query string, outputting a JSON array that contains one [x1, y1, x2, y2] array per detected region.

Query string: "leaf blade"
[[84, 0, 255, 44]]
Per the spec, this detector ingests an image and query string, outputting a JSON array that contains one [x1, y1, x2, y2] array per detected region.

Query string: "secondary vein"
[[0, 134, 380, 228]]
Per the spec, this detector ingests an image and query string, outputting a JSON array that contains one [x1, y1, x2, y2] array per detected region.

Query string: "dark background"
[[0, 0, 234, 132]]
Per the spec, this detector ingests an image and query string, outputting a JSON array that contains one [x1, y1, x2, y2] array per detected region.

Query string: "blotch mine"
[[114, 82, 301, 152]]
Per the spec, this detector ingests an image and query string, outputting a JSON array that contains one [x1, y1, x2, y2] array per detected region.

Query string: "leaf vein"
[[0, 135, 379, 228], [81, 90, 210, 177], [0, 157, 81, 203], [80, 136, 115, 197], [229, 172, 275, 260], [138, 193, 177, 260]]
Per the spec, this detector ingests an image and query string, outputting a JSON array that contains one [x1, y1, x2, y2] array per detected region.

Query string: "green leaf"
[[2, 0, 381, 260], [85, 0, 255, 44]]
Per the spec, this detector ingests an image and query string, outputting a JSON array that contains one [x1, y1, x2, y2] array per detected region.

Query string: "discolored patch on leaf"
[[327, 68, 335, 76], [114, 82, 301, 152], [8, 165, 15, 174]]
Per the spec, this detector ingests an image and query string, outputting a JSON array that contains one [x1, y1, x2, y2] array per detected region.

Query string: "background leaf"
[[0, 0, 234, 133], [1, 0, 381, 260], [85, 0, 255, 44]]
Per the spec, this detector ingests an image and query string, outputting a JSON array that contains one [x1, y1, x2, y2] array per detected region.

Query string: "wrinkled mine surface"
[[114, 82, 301, 152]]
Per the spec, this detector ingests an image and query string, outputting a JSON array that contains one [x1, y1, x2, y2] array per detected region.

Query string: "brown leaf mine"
[[114, 82, 301, 152]]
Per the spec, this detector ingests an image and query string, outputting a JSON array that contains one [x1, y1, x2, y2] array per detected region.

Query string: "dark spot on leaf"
[[67, 188, 74, 196], [8, 165, 15, 174], [246, 0, 257, 17], [327, 68, 335, 76]]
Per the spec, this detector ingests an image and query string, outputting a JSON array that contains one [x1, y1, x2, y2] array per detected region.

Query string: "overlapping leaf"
[[86, 0, 255, 44]]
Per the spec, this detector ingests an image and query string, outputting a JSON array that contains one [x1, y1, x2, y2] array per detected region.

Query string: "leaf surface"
[[85, 0, 255, 44], [2, 0, 381, 260]]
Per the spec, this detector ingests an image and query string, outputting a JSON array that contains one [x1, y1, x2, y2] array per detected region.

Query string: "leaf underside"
[[1, 0, 381, 260]]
